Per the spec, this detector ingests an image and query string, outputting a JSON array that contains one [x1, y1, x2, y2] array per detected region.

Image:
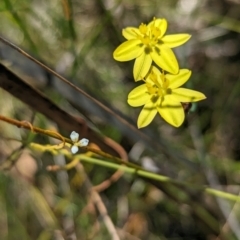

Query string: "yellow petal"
[[128, 84, 149, 107], [113, 39, 143, 61], [150, 65, 162, 75], [148, 18, 167, 38], [134, 51, 152, 81], [151, 46, 179, 74], [167, 69, 191, 89], [158, 97, 184, 127], [145, 66, 163, 85], [171, 88, 206, 102], [137, 101, 157, 128], [161, 34, 191, 48], [122, 27, 140, 40]]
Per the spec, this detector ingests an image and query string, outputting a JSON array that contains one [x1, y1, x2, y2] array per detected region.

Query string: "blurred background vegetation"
[[1, 0, 240, 239]]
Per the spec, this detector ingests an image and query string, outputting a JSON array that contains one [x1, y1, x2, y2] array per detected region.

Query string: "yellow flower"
[[113, 18, 191, 81], [128, 66, 206, 128]]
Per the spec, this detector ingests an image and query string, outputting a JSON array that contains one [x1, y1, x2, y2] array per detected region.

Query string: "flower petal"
[[113, 39, 143, 61], [71, 145, 79, 154], [171, 88, 207, 102], [79, 138, 89, 147], [151, 46, 179, 74], [145, 66, 163, 85], [122, 27, 140, 40], [158, 97, 185, 127], [70, 131, 79, 142], [133, 51, 152, 81], [128, 85, 149, 107], [161, 34, 191, 48], [137, 101, 157, 128], [167, 69, 191, 89], [150, 65, 162, 75], [148, 18, 167, 38]]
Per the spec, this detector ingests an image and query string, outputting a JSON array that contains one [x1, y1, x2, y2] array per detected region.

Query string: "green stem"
[[79, 155, 240, 203]]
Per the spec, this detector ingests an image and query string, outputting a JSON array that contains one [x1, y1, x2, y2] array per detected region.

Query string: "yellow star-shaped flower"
[[128, 66, 206, 128], [113, 18, 191, 81]]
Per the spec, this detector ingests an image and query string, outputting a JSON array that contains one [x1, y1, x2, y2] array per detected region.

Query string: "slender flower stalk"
[[127, 66, 206, 128], [113, 18, 191, 81]]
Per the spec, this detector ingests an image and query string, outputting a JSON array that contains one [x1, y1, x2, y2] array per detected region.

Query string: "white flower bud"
[[70, 131, 79, 142], [79, 138, 89, 147], [71, 145, 79, 154]]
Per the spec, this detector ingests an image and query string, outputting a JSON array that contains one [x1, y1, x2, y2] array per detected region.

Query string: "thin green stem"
[[79, 155, 240, 203]]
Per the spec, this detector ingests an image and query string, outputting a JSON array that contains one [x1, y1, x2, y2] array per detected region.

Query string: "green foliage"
[[1, 0, 240, 239]]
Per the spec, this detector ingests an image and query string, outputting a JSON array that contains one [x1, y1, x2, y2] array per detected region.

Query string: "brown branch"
[[0, 115, 142, 171], [0, 63, 127, 159]]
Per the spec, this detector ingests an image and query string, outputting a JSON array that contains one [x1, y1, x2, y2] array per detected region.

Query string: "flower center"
[[146, 71, 171, 103], [137, 18, 161, 48]]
